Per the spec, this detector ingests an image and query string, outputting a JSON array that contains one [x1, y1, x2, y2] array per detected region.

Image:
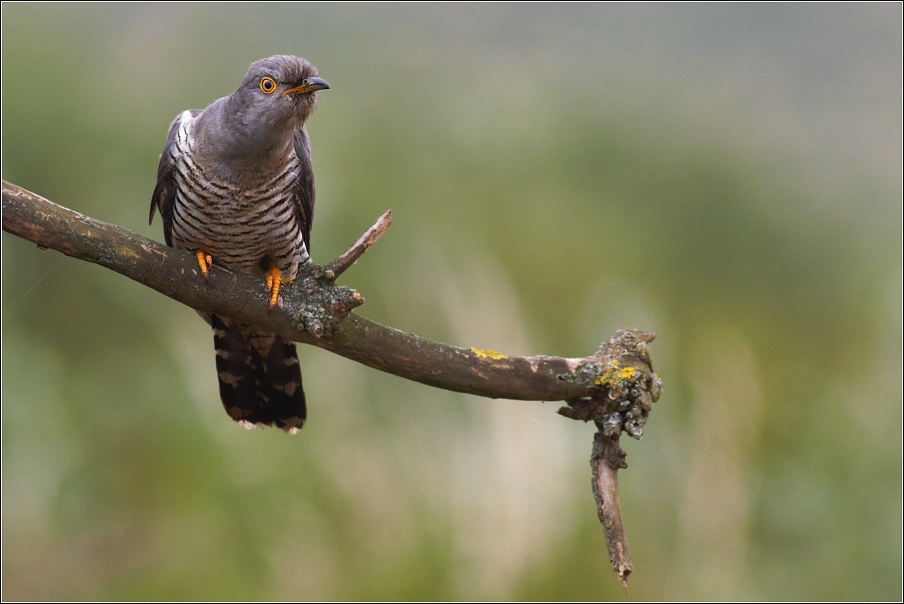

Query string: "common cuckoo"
[[149, 55, 329, 433]]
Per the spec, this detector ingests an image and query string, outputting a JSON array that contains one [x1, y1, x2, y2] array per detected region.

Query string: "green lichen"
[[282, 263, 364, 337], [559, 329, 663, 441]]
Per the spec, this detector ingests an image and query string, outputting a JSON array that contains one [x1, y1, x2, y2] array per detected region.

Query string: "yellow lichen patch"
[[595, 361, 637, 386], [118, 245, 141, 259], [469, 347, 508, 360]]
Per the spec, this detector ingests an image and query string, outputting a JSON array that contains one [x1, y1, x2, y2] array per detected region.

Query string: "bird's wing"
[[292, 127, 316, 253], [149, 110, 200, 246]]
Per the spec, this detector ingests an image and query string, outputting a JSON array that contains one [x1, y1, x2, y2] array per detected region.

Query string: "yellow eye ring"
[[260, 77, 277, 94]]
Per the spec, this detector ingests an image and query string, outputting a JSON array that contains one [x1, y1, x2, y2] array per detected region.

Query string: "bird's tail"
[[211, 315, 306, 433]]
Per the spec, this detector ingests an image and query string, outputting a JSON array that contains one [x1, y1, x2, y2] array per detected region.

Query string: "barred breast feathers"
[[169, 112, 310, 275]]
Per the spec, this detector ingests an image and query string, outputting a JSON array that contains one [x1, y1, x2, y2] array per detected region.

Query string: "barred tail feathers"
[[211, 315, 306, 433]]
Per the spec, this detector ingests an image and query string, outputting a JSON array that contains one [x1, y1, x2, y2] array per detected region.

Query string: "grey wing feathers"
[[293, 128, 316, 252], [149, 110, 199, 246]]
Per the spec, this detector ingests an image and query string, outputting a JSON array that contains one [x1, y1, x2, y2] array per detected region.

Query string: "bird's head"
[[228, 55, 329, 136]]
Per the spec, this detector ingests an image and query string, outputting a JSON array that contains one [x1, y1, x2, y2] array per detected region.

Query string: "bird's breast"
[[169, 117, 309, 277]]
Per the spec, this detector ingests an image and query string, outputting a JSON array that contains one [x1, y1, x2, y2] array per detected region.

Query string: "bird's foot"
[[196, 250, 213, 283], [265, 264, 293, 313]]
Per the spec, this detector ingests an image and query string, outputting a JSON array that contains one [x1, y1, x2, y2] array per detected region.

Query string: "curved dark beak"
[[283, 77, 330, 96]]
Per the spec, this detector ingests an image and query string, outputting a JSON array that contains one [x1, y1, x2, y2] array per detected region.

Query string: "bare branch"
[[558, 328, 662, 586], [1, 180, 657, 402], [321, 209, 392, 280], [2, 179, 662, 584], [593, 433, 632, 587]]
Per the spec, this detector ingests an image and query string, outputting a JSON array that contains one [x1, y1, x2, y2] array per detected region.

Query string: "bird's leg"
[[196, 250, 213, 283], [265, 262, 292, 313]]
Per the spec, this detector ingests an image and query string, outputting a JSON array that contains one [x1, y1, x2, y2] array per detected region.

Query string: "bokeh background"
[[2, 4, 901, 601]]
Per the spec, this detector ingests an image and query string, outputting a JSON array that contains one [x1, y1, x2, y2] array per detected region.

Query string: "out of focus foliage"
[[3, 4, 901, 601]]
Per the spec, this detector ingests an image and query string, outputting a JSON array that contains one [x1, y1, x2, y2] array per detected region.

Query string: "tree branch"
[[321, 209, 392, 280], [1, 179, 662, 585]]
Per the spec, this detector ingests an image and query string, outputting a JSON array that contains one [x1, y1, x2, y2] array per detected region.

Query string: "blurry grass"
[[3, 4, 901, 601]]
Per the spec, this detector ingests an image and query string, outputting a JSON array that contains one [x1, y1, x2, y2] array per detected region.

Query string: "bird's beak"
[[283, 77, 330, 96]]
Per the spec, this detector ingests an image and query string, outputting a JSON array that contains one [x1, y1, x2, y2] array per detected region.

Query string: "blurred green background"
[[2, 4, 901, 601]]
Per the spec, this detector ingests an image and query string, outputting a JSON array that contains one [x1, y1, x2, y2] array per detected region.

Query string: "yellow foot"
[[265, 264, 293, 313], [196, 251, 213, 283]]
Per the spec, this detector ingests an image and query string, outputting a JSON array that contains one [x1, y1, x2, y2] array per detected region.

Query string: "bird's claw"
[[265, 264, 293, 313], [196, 251, 213, 283]]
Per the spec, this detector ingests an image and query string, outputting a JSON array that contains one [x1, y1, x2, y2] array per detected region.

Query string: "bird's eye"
[[260, 77, 277, 94]]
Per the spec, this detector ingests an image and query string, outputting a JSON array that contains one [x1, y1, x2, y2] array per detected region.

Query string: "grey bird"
[[149, 55, 329, 433]]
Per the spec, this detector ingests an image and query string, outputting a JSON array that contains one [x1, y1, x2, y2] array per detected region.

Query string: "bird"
[[149, 55, 329, 434]]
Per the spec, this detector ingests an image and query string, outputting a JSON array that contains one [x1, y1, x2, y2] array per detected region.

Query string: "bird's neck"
[[195, 98, 297, 178]]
